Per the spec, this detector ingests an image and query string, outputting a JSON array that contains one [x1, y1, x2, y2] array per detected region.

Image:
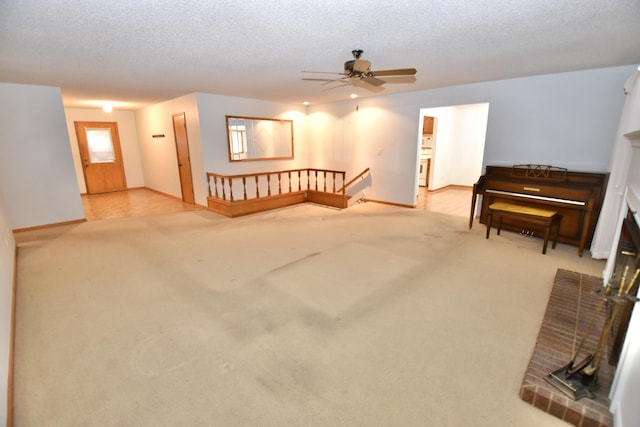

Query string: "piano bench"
[[486, 202, 561, 254]]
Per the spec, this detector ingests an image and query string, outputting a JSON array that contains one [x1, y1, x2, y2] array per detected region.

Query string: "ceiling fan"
[[302, 49, 417, 90]]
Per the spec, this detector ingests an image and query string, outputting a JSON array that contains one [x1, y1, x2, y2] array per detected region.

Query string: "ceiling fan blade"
[[376, 76, 417, 84], [302, 77, 349, 86], [351, 79, 385, 93], [321, 82, 352, 92], [371, 68, 417, 77], [301, 70, 345, 75], [302, 77, 346, 82], [361, 75, 385, 86]]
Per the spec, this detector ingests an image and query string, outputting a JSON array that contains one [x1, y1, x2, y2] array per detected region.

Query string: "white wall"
[[0, 83, 84, 229], [449, 104, 489, 185], [308, 97, 419, 202], [135, 94, 206, 205], [308, 65, 634, 206], [64, 108, 144, 193], [196, 93, 309, 175], [0, 191, 15, 427], [195, 93, 309, 200]]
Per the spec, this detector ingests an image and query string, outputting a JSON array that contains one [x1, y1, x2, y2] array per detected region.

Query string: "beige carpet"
[[13, 203, 605, 426]]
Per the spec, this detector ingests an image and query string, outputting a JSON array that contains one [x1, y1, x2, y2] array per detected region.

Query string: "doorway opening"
[[415, 103, 489, 197]]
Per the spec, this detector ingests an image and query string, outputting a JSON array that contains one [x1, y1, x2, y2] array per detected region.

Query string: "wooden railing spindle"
[[242, 177, 247, 200], [255, 175, 260, 198]]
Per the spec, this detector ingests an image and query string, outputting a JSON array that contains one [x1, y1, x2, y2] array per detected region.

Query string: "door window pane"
[[85, 128, 115, 163]]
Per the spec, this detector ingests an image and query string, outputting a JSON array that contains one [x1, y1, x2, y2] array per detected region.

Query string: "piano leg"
[[551, 217, 560, 250], [577, 211, 592, 257], [543, 222, 552, 254], [469, 191, 478, 229]]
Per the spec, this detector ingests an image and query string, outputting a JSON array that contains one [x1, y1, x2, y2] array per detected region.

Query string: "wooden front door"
[[172, 113, 195, 204], [75, 121, 127, 194]]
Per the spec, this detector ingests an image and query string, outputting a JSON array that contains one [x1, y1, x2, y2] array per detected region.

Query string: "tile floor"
[[81, 188, 204, 221], [416, 185, 472, 217]]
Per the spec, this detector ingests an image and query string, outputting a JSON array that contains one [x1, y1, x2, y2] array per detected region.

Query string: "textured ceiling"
[[1, 0, 639, 110]]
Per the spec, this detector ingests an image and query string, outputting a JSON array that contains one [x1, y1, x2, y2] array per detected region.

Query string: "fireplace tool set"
[[545, 266, 640, 400]]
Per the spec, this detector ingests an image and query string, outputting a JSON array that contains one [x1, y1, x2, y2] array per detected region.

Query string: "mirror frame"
[[226, 115, 294, 162]]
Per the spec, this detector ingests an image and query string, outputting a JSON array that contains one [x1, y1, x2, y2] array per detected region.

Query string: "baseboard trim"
[[142, 186, 180, 200], [7, 244, 17, 427], [142, 187, 207, 208], [426, 184, 473, 193], [363, 198, 414, 209], [12, 218, 86, 234]]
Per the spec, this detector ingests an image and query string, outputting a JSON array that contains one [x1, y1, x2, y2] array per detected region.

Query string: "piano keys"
[[470, 165, 608, 256]]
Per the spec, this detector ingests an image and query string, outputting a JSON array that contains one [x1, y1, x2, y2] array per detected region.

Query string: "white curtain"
[[590, 67, 640, 259]]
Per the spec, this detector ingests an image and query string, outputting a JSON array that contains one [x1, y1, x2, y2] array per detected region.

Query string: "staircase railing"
[[206, 168, 348, 217], [337, 167, 370, 193]]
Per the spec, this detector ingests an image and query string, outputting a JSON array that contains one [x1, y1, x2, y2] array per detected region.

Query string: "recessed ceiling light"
[[303, 101, 309, 105], [350, 93, 358, 99], [102, 103, 112, 112]]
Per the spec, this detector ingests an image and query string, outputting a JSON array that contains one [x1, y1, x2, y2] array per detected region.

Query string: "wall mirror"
[[226, 115, 294, 162]]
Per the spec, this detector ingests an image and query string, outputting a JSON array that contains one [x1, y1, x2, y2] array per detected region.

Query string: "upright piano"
[[470, 165, 608, 256]]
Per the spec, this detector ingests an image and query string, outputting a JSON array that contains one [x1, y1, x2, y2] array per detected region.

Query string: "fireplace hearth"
[[520, 214, 640, 427], [520, 269, 615, 427]]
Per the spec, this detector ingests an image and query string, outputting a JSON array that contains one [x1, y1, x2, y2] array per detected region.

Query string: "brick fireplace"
[[520, 269, 616, 427], [521, 67, 640, 427]]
